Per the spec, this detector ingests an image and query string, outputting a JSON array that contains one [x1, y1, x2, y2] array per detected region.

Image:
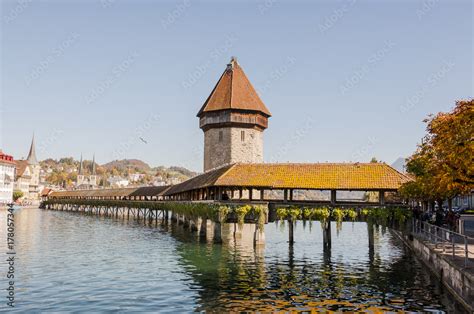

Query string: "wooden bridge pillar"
[[199, 218, 207, 238], [213, 222, 223, 243], [323, 221, 331, 251], [379, 191, 385, 205], [288, 220, 294, 244], [330, 190, 337, 205], [368, 222, 374, 260]]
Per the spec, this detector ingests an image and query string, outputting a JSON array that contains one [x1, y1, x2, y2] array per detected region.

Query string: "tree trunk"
[[437, 199, 444, 211]]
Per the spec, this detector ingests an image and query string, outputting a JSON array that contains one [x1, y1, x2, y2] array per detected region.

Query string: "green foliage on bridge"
[[42, 199, 268, 226], [275, 206, 412, 225]]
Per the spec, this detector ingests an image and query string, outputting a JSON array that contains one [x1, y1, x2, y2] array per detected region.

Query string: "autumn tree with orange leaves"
[[400, 99, 474, 210]]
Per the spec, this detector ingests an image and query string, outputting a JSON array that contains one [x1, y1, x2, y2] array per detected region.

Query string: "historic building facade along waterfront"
[[14, 135, 41, 200], [0, 150, 15, 203]]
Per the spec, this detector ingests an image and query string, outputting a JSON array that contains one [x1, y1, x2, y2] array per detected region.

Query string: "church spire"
[[91, 154, 96, 175], [78, 154, 83, 175], [27, 133, 38, 165]]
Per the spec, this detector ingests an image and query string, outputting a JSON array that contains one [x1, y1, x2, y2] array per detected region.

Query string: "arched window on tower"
[[241, 130, 245, 142]]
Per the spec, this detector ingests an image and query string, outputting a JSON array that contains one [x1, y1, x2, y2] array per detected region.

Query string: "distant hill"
[[102, 159, 151, 172], [40, 157, 197, 188], [154, 166, 198, 178], [391, 157, 406, 173]]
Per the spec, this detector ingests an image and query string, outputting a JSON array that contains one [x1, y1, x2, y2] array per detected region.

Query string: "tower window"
[[218, 131, 223, 142], [241, 131, 245, 142]]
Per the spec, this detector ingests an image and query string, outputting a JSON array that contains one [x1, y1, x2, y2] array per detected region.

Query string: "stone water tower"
[[197, 57, 271, 172]]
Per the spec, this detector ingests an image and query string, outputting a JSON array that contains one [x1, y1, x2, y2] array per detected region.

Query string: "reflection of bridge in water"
[[111, 214, 455, 312]]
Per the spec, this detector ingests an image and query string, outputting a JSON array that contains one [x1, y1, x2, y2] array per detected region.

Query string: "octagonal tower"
[[198, 57, 271, 172]]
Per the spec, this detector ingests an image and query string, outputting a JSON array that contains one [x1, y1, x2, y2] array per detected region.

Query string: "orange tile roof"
[[165, 163, 412, 195], [15, 160, 29, 177], [49, 186, 171, 198], [41, 188, 53, 197], [197, 57, 271, 117], [165, 164, 234, 195]]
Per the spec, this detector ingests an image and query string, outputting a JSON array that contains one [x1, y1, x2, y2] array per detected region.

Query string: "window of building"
[[241, 130, 245, 142], [218, 131, 223, 142]]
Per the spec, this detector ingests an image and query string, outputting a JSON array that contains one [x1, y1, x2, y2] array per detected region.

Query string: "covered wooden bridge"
[[48, 162, 410, 206], [47, 162, 410, 208], [48, 186, 171, 200], [162, 162, 411, 206]]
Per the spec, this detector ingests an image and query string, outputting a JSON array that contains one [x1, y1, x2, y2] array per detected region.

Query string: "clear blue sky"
[[1, 0, 472, 172]]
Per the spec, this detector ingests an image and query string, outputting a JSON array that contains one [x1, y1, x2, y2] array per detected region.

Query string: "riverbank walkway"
[[409, 219, 474, 312], [412, 219, 474, 270]]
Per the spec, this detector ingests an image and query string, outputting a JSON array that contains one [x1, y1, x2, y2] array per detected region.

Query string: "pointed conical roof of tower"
[[91, 154, 96, 175], [197, 57, 271, 117], [78, 154, 83, 175], [27, 134, 38, 165]]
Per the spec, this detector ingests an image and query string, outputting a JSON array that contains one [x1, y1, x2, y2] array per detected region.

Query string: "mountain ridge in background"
[[391, 157, 407, 173]]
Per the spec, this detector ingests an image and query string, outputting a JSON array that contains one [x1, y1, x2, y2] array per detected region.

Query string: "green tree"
[[13, 190, 24, 202]]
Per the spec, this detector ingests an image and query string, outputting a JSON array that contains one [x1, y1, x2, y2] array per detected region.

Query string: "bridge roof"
[[165, 163, 411, 195], [50, 186, 171, 198]]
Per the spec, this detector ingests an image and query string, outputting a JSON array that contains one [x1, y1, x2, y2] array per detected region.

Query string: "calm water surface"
[[0, 208, 465, 312]]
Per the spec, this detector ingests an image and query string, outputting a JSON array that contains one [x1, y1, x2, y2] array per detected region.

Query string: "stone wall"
[[204, 127, 263, 172], [395, 231, 473, 312], [204, 128, 232, 171]]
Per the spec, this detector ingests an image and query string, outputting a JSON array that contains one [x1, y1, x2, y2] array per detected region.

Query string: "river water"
[[0, 208, 466, 312]]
